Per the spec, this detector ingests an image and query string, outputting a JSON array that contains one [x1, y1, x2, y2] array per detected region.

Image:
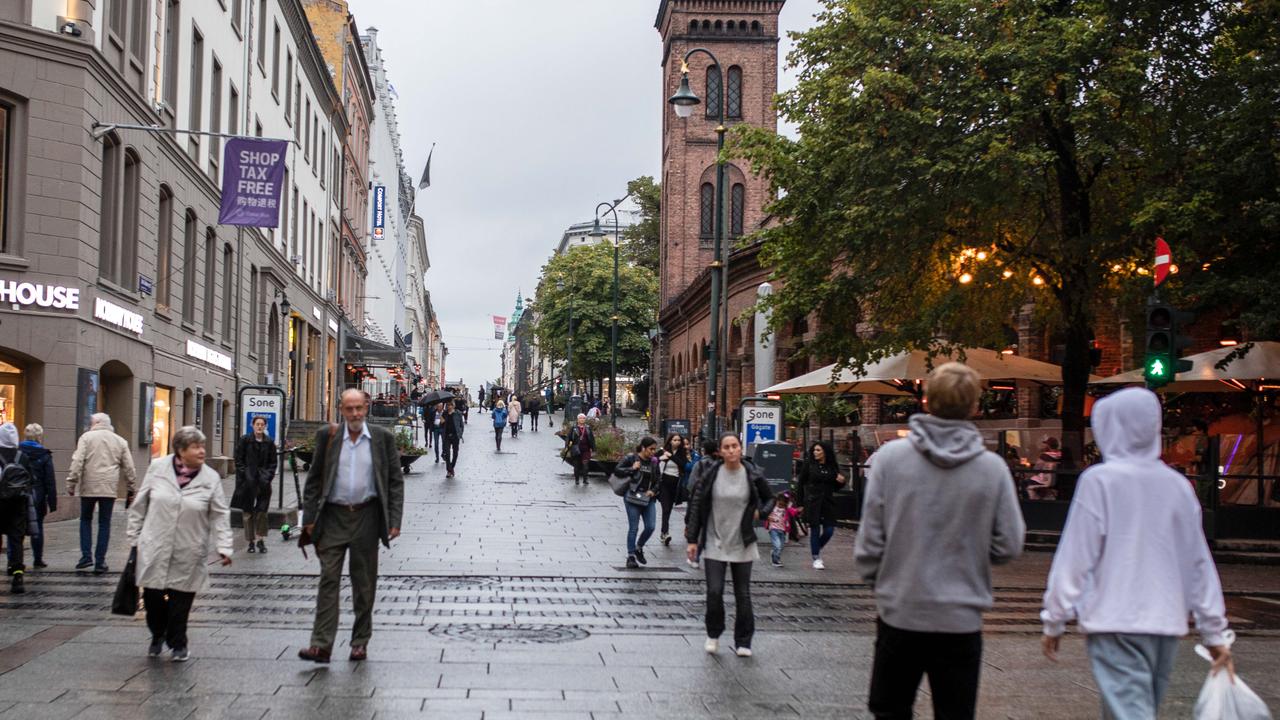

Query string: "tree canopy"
[[733, 0, 1280, 441], [622, 175, 661, 273], [533, 242, 659, 385]]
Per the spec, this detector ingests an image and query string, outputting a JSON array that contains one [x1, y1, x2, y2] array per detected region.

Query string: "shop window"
[[182, 388, 193, 425], [727, 66, 743, 120], [152, 386, 173, 459], [705, 64, 721, 119], [0, 358, 23, 427]]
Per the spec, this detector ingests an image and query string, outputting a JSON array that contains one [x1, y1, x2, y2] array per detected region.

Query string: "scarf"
[[173, 455, 200, 488]]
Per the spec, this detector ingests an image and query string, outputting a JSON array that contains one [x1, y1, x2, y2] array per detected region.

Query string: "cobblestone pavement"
[[0, 414, 1274, 719]]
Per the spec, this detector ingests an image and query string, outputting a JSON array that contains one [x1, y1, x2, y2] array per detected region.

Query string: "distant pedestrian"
[[233, 417, 277, 555], [127, 426, 233, 662], [508, 398, 522, 437], [66, 412, 137, 574], [685, 432, 774, 657], [491, 401, 508, 452], [0, 423, 35, 594], [568, 414, 594, 486], [457, 396, 468, 424], [1025, 436, 1062, 500], [441, 400, 464, 479], [795, 441, 845, 570], [298, 389, 405, 664], [19, 424, 56, 570], [657, 433, 690, 547], [429, 402, 445, 463], [586, 404, 601, 420], [1041, 387, 1232, 719], [613, 437, 661, 569], [528, 397, 541, 432], [854, 362, 1024, 720], [477, 388, 486, 413]]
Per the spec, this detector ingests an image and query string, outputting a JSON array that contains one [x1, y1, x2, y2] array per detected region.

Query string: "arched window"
[[727, 66, 743, 120], [701, 19, 711, 32], [689, 19, 698, 33], [731, 183, 745, 237], [156, 185, 174, 309], [751, 20, 761, 34], [182, 210, 197, 319], [120, 149, 140, 285], [713, 20, 722, 32], [699, 183, 715, 240], [98, 133, 121, 280], [221, 244, 234, 341], [738, 20, 748, 33], [203, 227, 217, 330], [705, 64, 721, 119]]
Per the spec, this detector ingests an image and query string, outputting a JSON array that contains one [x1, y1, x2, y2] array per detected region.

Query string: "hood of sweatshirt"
[[1092, 386, 1162, 462], [907, 414, 986, 468], [0, 423, 16, 449]]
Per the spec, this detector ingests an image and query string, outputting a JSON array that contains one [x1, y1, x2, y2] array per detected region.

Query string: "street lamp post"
[[669, 48, 727, 442], [590, 192, 632, 428]]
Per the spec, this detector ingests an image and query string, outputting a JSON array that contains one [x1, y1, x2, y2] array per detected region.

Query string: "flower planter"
[[400, 453, 425, 475], [589, 459, 618, 477]]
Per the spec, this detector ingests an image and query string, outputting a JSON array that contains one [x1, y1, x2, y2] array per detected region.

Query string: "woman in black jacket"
[[795, 441, 845, 570], [233, 416, 277, 554], [656, 433, 690, 546], [20, 423, 57, 570], [684, 432, 774, 657], [613, 437, 661, 568], [567, 414, 595, 486]]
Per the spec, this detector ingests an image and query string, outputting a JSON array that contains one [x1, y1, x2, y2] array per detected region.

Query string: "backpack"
[[0, 451, 32, 500]]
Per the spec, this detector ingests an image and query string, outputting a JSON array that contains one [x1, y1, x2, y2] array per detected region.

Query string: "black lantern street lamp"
[[669, 48, 726, 441], [591, 192, 632, 428]]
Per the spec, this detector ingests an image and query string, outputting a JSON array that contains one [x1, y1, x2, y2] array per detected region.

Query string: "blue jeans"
[[624, 500, 656, 555], [80, 496, 114, 567], [810, 522, 836, 558], [431, 428, 443, 460], [769, 529, 786, 564]]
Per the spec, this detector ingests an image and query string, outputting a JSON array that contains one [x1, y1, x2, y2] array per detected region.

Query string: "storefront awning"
[[341, 326, 406, 366]]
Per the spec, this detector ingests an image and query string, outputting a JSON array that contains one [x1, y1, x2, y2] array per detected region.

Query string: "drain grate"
[[428, 623, 589, 645]]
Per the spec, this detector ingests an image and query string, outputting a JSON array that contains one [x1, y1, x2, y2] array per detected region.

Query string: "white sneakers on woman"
[[735, 647, 752, 657], [812, 558, 826, 570], [704, 637, 719, 654]]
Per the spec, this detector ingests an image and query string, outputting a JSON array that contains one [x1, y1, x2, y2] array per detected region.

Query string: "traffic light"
[[1144, 296, 1194, 389]]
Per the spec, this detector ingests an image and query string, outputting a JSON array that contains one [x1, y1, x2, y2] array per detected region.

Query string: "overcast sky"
[[348, 0, 826, 387]]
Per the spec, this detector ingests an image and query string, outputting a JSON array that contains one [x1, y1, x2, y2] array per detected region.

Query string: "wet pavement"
[[0, 413, 1275, 718]]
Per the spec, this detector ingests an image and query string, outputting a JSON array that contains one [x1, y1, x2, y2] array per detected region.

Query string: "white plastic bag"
[[1194, 631, 1273, 720]]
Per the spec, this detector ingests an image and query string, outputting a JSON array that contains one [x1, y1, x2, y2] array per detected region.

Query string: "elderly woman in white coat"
[[127, 426, 233, 662]]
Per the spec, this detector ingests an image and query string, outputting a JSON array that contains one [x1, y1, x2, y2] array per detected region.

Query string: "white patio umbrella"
[[1092, 341, 1280, 392], [761, 347, 1081, 396]]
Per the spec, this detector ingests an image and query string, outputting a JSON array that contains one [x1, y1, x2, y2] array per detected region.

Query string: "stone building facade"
[[0, 0, 357, 517]]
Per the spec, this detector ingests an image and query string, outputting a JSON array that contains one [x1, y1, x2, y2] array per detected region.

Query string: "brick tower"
[[655, 0, 784, 306]]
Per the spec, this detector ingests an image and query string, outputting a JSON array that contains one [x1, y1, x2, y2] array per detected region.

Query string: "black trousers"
[[443, 436, 461, 472], [494, 427, 503, 451], [658, 476, 679, 535], [144, 587, 197, 651], [704, 559, 754, 648], [868, 618, 983, 720], [529, 413, 539, 431]]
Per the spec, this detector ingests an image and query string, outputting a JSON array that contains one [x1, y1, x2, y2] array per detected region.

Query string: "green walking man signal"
[[1143, 295, 1194, 390]]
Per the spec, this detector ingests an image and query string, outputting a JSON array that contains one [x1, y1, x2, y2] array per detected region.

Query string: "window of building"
[[699, 182, 714, 239], [128, 0, 147, 61], [151, 386, 174, 459], [188, 24, 204, 160], [248, 265, 258, 354], [209, 57, 222, 180], [230, 0, 242, 35], [156, 186, 173, 310], [284, 51, 293, 123], [731, 183, 745, 237], [290, 185, 298, 257], [279, 168, 289, 249], [204, 227, 217, 331], [293, 81, 301, 139], [705, 65, 721, 119], [319, 130, 325, 185], [0, 105, 8, 254], [228, 83, 239, 135], [256, 0, 267, 71], [304, 99, 311, 162], [120, 150, 140, 286], [98, 134, 121, 281], [221, 244, 234, 341], [727, 66, 743, 120], [162, 0, 179, 121], [182, 210, 198, 320], [271, 22, 280, 99]]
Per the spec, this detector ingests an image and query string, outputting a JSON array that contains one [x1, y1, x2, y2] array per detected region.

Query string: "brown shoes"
[[297, 646, 332, 664], [348, 645, 367, 662]]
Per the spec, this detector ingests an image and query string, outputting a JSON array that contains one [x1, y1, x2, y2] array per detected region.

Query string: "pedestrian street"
[[0, 416, 1274, 719]]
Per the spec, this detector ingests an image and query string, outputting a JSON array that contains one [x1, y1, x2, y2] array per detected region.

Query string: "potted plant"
[[555, 419, 631, 477], [395, 428, 428, 474]]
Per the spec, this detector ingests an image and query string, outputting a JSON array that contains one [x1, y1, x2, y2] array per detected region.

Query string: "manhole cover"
[[428, 624, 589, 644]]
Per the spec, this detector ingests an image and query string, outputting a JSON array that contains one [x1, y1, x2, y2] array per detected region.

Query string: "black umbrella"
[[418, 389, 455, 406]]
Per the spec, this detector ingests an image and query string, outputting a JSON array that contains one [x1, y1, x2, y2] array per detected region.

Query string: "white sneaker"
[[812, 558, 826, 570], [736, 646, 753, 658], [704, 637, 719, 654]]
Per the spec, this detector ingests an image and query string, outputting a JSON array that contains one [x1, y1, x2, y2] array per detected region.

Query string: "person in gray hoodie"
[[854, 362, 1025, 720]]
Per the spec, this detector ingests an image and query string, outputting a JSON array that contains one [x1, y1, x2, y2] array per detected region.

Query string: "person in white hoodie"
[[855, 362, 1025, 720], [1041, 386, 1233, 719]]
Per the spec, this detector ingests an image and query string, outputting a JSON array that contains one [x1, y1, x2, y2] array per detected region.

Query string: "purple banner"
[[218, 138, 288, 227]]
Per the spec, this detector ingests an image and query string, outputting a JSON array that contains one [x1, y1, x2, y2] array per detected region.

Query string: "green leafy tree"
[[733, 0, 1280, 453], [533, 243, 659, 387], [622, 176, 661, 273]]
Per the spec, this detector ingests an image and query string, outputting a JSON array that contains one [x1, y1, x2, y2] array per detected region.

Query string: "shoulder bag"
[[111, 549, 139, 616], [608, 457, 633, 497]]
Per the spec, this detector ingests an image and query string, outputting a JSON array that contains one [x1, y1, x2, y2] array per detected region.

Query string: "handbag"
[[608, 468, 632, 497], [111, 547, 139, 616], [624, 489, 651, 507]]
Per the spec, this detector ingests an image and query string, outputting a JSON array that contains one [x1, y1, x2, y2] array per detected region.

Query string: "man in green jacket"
[[298, 389, 405, 664]]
